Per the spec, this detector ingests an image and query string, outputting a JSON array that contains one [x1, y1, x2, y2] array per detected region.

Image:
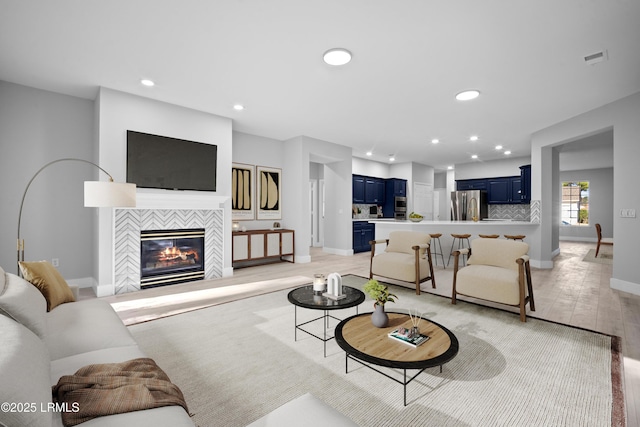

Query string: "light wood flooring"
[[84, 241, 640, 426]]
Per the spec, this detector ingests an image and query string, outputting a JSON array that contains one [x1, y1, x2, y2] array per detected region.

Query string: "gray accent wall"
[[0, 81, 95, 281]]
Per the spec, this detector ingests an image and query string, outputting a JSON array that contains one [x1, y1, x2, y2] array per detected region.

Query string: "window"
[[561, 181, 589, 225]]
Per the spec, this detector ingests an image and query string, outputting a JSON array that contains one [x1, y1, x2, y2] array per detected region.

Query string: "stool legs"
[[448, 235, 471, 267], [430, 236, 446, 269]]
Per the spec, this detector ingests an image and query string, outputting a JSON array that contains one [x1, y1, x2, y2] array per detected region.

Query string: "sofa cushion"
[[385, 231, 430, 256], [45, 299, 138, 361], [0, 315, 53, 427], [19, 260, 76, 311], [456, 264, 526, 306], [50, 345, 145, 386], [467, 239, 529, 271], [0, 267, 48, 338], [372, 252, 431, 282]]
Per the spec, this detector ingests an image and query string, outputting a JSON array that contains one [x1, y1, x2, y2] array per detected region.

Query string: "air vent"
[[584, 50, 608, 65]]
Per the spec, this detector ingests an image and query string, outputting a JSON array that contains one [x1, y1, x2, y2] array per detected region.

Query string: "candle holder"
[[313, 274, 326, 295]]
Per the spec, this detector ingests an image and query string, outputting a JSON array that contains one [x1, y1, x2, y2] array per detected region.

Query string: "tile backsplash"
[[489, 204, 531, 221], [352, 203, 383, 219]]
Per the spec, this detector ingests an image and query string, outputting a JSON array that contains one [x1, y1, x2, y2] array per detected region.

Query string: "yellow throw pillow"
[[18, 261, 75, 311]]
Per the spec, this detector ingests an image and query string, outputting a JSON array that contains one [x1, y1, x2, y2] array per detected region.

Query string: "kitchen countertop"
[[366, 219, 537, 225]]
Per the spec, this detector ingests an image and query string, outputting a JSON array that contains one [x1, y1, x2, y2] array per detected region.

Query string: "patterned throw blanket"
[[52, 358, 189, 427]]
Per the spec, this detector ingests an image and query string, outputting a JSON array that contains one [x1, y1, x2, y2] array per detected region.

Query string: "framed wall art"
[[256, 165, 282, 220], [231, 163, 255, 220]]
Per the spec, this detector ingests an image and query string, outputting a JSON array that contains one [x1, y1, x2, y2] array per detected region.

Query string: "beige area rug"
[[128, 275, 625, 427], [110, 275, 311, 325], [583, 249, 614, 265]]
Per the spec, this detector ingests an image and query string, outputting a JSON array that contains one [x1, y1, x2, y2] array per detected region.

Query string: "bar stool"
[[429, 233, 446, 269], [479, 234, 500, 238], [504, 234, 526, 241], [448, 233, 471, 267]]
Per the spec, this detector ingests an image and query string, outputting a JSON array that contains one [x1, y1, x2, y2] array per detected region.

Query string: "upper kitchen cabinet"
[[365, 177, 385, 203], [456, 179, 488, 191], [352, 175, 365, 203], [488, 176, 521, 204], [519, 165, 531, 203]]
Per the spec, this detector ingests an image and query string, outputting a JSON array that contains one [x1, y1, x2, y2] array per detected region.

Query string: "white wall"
[[232, 131, 285, 229], [454, 156, 531, 180], [352, 157, 390, 178], [532, 91, 640, 295], [95, 88, 232, 295], [0, 81, 95, 281]]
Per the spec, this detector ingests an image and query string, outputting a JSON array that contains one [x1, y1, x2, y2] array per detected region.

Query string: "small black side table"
[[287, 285, 365, 357]]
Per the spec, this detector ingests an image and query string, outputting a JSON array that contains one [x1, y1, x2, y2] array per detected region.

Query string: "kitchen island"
[[367, 219, 541, 266]]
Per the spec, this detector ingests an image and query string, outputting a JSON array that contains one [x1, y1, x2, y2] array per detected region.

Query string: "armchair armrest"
[[455, 248, 470, 255], [518, 255, 530, 263], [370, 239, 388, 245]]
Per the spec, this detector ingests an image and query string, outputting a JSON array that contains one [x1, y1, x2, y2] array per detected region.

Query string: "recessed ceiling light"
[[455, 90, 480, 101], [233, 104, 245, 111], [389, 155, 395, 162], [471, 154, 478, 159], [323, 48, 352, 66], [495, 145, 503, 150], [366, 151, 373, 156], [504, 151, 512, 155], [140, 79, 155, 87], [431, 139, 440, 144], [447, 166, 454, 170], [469, 135, 479, 142]]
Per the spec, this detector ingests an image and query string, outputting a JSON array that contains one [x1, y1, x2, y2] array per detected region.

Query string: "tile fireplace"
[[140, 228, 205, 288]]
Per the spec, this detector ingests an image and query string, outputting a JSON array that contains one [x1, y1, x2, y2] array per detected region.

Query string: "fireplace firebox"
[[140, 229, 205, 288]]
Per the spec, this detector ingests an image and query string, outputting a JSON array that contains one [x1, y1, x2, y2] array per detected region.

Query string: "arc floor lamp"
[[17, 158, 137, 274]]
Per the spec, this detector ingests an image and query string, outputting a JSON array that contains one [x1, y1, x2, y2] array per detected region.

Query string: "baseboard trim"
[[94, 283, 115, 297], [611, 278, 640, 296], [67, 277, 95, 288], [531, 259, 554, 269], [322, 247, 354, 256]]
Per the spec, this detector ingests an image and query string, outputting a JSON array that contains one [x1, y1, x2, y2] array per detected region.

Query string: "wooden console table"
[[232, 229, 295, 266]]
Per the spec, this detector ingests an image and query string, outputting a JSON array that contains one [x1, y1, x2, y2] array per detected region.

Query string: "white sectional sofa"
[[0, 266, 194, 427]]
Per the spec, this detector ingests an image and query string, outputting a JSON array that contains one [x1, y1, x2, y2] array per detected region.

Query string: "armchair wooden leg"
[[451, 252, 459, 305], [517, 260, 527, 322], [595, 241, 601, 258], [414, 250, 421, 295], [427, 248, 436, 289], [525, 261, 535, 312]]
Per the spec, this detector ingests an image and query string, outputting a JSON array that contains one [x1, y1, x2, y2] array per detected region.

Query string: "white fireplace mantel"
[[134, 190, 230, 210]]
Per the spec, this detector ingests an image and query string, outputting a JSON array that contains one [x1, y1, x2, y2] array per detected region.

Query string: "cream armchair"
[[369, 231, 436, 295], [451, 238, 535, 322]]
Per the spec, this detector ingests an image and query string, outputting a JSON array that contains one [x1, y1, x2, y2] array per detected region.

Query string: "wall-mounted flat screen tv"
[[127, 130, 217, 191]]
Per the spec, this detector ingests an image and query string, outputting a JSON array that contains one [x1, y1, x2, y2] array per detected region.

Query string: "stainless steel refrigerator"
[[451, 190, 488, 221]]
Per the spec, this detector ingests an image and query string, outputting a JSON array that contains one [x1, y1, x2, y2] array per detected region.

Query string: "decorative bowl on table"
[[409, 217, 423, 222]]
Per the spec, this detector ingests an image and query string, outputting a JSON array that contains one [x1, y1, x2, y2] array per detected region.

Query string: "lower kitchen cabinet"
[[353, 221, 375, 253]]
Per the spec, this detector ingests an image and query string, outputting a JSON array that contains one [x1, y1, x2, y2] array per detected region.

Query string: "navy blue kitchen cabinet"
[[353, 221, 375, 253], [519, 165, 531, 203], [352, 175, 365, 203], [488, 176, 521, 204], [383, 178, 407, 218], [456, 179, 488, 191], [364, 177, 385, 203]]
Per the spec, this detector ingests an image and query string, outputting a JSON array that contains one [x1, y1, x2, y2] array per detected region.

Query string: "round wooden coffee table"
[[335, 311, 459, 406]]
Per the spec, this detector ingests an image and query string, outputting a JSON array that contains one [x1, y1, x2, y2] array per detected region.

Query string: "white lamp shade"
[[84, 181, 137, 207]]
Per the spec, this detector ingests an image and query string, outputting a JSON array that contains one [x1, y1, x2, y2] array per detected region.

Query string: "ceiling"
[[1, 1, 639, 172]]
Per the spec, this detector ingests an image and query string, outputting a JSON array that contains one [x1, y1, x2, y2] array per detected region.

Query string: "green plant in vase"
[[363, 279, 397, 327]]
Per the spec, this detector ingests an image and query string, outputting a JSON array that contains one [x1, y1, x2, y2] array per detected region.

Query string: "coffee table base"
[[344, 353, 443, 406]]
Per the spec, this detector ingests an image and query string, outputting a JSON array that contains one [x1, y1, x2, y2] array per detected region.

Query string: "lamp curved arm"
[[16, 158, 115, 274]]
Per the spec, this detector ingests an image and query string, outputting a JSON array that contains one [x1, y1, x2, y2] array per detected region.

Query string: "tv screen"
[[127, 130, 217, 191]]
